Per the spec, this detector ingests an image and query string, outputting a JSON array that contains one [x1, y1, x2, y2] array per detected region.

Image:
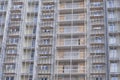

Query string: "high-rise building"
[[0, 0, 120, 80]]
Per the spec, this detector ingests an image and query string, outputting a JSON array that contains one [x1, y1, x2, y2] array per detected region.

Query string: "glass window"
[[109, 23, 115, 32], [111, 77, 118, 80], [96, 77, 102, 80], [64, 39, 71, 45], [108, 0, 114, 7], [109, 35, 116, 44], [64, 27, 71, 33], [109, 49, 117, 58], [110, 63, 118, 72], [109, 11, 114, 18]]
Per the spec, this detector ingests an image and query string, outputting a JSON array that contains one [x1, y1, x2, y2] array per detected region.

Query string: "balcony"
[[24, 46, 35, 50], [8, 32, 20, 37], [0, 7, 7, 13], [0, 20, 5, 25], [4, 57, 16, 64], [90, 68, 106, 75], [56, 52, 85, 62], [107, 3, 120, 9], [3, 69, 16, 74], [42, 0, 54, 4], [90, 48, 105, 54], [92, 57, 106, 64], [21, 71, 33, 75], [90, 30, 104, 35], [57, 27, 85, 36], [6, 52, 17, 56], [90, 39, 105, 45], [57, 39, 86, 49], [41, 15, 54, 21], [38, 70, 51, 75], [9, 21, 21, 27], [56, 66, 85, 75], [109, 57, 120, 62], [90, 11, 104, 18], [91, 21, 104, 26], [11, 7, 23, 13], [39, 40, 52, 46], [6, 41, 18, 46], [24, 33, 36, 38], [38, 52, 52, 56], [12, 0, 24, 5], [41, 22, 54, 28], [40, 32, 53, 38], [10, 15, 22, 21], [41, 6, 54, 13], [59, 4, 86, 14], [22, 58, 34, 63], [38, 59, 51, 65], [90, 2, 103, 9], [59, 15, 86, 25]]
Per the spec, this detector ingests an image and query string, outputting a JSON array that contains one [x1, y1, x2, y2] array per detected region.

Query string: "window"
[[5, 77, 14, 80], [64, 65, 70, 73], [93, 65, 103, 70], [40, 66, 48, 70], [95, 77, 102, 80], [65, 14, 72, 20], [33, 26, 36, 34], [64, 39, 71, 45], [108, 0, 114, 7], [31, 50, 34, 59], [40, 77, 47, 80], [95, 37, 102, 42], [64, 52, 79, 59], [109, 23, 115, 32], [29, 64, 33, 73], [111, 77, 118, 80], [43, 39, 50, 44], [65, 3, 72, 8], [109, 49, 117, 58], [110, 63, 118, 72], [32, 38, 35, 47], [109, 35, 116, 44], [72, 26, 78, 32], [29, 76, 32, 80], [109, 11, 114, 18], [64, 27, 71, 33], [5, 64, 15, 70]]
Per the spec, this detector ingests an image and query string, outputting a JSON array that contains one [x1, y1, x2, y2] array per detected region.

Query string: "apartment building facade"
[[0, 0, 120, 80]]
